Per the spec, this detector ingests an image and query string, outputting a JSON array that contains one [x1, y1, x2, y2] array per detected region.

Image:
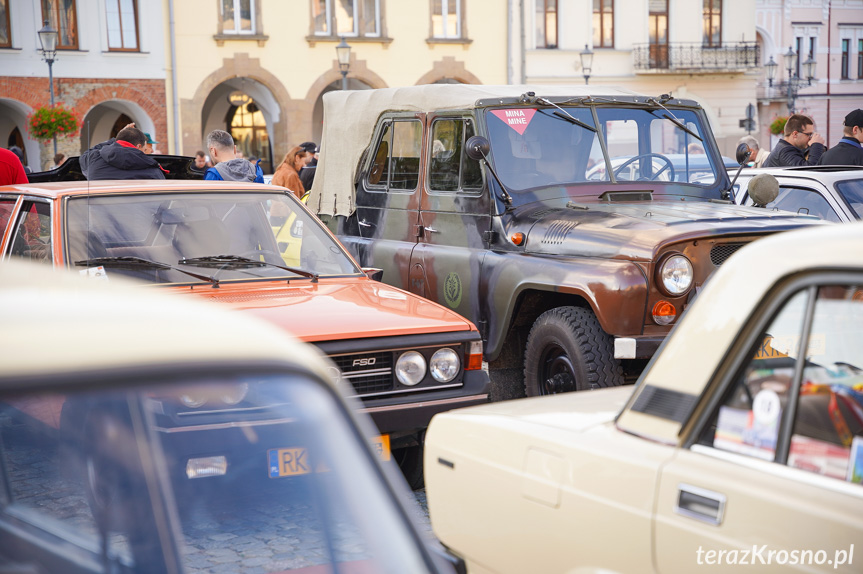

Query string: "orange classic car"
[[0, 179, 489, 488]]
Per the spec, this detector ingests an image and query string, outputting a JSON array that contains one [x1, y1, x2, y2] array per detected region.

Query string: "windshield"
[[836, 179, 863, 219], [0, 374, 432, 573], [65, 192, 360, 282], [485, 104, 720, 191]]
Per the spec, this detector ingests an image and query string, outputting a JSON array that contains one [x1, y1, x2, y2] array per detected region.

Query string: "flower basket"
[[27, 105, 79, 141], [769, 116, 787, 136]]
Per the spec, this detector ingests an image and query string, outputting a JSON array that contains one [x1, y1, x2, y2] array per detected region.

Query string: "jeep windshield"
[[485, 104, 722, 191], [66, 191, 360, 283]]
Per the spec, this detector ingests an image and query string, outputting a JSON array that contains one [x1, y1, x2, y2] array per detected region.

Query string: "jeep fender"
[[479, 252, 649, 361]]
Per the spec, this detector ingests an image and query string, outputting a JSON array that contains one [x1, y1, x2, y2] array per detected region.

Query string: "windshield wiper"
[[645, 98, 702, 142], [535, 97, 597, 132], [75, 256, 219, 285], [179, 255, 319, 283]]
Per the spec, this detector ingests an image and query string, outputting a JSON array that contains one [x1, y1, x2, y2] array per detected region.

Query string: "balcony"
[[633, 42, 760, 73]]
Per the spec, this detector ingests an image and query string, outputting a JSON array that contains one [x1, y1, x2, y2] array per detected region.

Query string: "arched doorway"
[[310, 78, 374, 145], [80, 101, 156, 152], [0, 98, 39, 171], [201, 78, 277, 174]]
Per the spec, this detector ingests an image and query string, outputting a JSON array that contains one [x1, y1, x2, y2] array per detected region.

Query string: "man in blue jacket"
[[80, 125, 165, 180], [204, 130, 264, 183]]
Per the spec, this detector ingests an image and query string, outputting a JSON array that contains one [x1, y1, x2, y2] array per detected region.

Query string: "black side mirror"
[[362, 267, 384, 281], [465, 136, 490, 161], [735, 143, 752, 166]]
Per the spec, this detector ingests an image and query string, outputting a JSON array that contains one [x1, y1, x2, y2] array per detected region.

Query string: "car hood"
[[171, 277, 474, 342], [434, 385, 632, 434], [522, 200, 822, 260]]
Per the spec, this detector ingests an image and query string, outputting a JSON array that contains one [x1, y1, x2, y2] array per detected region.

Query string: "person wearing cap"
[[80, 124, 166, 180], [819, 109, 863, 166], [143, 133, 159, 154], [763, 113, 826, 167], [298, 141, 318, 191]]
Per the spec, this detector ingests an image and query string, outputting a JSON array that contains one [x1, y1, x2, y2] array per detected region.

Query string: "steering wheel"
[[612, 153, 675, 182]]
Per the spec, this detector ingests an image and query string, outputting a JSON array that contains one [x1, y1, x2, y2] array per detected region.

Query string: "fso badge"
[[444, 272, 462, 308]]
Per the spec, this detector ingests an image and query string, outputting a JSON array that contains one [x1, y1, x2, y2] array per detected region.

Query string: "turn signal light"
[[511, 232, 525, 246], [652, 300, 677, 326], [465, 340, 483, 371]]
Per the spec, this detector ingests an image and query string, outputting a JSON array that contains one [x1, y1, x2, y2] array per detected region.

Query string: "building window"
[[648, 0, 669, 68], [702, 0, 720, 47], [795, 36, 804, 77], [841, 39, 850, 79], [858, 39, 862, 79], [592, 0, 612, 48], [0, 0, 10, 48], [106, 0, 138, 50], [535, 0, 556, 49], [313, 0, 381, 38], [432, 0, 461, 39], [221, 0, 254, 34], [41, 0, 78, 50]]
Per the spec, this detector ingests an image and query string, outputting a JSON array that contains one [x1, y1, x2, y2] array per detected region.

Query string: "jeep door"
[[343, 114, 424, 290], [410, 114, 490, 322]]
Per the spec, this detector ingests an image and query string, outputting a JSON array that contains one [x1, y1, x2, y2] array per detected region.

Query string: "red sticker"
[[490, 108, 537, 135]]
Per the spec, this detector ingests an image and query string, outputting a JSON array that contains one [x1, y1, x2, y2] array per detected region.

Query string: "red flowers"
[[27, 104, 79, 141]]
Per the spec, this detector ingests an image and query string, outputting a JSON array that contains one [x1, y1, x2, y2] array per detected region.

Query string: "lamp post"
[[579, 44, 594, 85], [38, 20, 59, 154], [336, 37, 351, 91], [765, 47, 815, 114]]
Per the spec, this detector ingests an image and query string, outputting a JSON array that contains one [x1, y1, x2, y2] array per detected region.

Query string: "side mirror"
[[362, 267, 384, 281], [748, 173, 779, 207], [465, 136, 490, 161], [735, 143, 752, 166]]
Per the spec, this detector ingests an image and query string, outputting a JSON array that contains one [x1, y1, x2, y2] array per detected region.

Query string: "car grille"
[[330, 352, 393, 394], [709, 243, 746, 266]]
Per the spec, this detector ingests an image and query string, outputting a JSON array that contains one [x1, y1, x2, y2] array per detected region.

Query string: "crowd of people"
[[2, 108, 860, 189]]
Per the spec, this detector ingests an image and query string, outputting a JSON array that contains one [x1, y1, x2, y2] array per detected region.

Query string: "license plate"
[[267, 435, 391, 478]]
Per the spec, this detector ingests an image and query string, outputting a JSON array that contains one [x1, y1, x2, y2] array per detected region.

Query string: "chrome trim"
[[341, 367, 392, 380], [355, 382, 463, 399], [674, 482, 726, 526], [175, 403, 290, 417], [358, 393, 488, 412], [155, 417, 296, 433], [691, 444, 863, 499]]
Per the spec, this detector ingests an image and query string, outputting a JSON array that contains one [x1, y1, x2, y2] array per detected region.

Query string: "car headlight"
[[179, 392, 207, 408], [430, 348, 460, 383], [395, 351, 426, 386], [220, 382, 249, 405], [657, 254, 693, 296]]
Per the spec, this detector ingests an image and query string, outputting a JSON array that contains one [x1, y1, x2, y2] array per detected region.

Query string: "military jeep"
[[310, 85, 821, 399]]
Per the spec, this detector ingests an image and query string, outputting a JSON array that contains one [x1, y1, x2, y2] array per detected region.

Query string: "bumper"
[[613, 335, 664, 359], [357, 369, 490, 438]]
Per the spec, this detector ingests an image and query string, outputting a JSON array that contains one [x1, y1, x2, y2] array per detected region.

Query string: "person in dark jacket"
[[80, 125, 166, 180], [298, 141, 318, 191], [763, 113, 826, 167], [819, 109, 863, 166], [204, 130, 264, 183]]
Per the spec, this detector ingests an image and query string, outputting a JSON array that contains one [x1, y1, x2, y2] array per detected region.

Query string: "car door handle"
[[423, 227, 439, 233], [358, 219, 372, 228], [674, 484, 726, 525]]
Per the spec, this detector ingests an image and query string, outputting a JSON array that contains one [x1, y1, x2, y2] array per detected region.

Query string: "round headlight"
[[430, 348, 460, 383], [179, 392, 207, 408], [658, 254, 693, 296], [220, 382, 249, 405], [395, 351, 426, 386]]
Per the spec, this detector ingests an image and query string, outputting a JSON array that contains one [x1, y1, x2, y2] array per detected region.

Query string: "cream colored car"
[[425, 222, 863, 573]]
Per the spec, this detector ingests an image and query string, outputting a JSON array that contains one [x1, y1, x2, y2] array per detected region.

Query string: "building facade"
[[509, 0, 762, 156], [757, 0, 863, 150], [0, 0, 168, 171], [170, 0, 508, 172]]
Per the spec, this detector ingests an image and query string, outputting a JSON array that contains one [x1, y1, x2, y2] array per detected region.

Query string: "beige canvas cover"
[[309, 84, 639, 217]]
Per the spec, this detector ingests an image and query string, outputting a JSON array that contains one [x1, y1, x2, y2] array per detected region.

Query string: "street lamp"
[[336, 37, 351, 91], [765, 46, 815, 114], [579, 44, 594, 85], [37, 20, 59, 154]]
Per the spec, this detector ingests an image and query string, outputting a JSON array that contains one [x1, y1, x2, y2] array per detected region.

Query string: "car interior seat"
[[172, 218, 230, 260]]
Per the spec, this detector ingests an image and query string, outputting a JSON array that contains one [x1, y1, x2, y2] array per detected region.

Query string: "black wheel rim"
[[539, 343, 578, 395]]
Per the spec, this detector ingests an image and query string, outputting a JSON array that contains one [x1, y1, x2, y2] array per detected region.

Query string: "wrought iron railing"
[[633, 42, 760, 72]]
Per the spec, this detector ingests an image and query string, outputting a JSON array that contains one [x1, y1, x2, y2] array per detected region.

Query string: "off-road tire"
[[393, 444, 424, 490], [524, 306, 624, 396]]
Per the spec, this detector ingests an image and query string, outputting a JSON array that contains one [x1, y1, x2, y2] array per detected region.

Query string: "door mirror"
[[735, 143, 752, 166], [363, 267, 384, 281], [465, 136, 490, 161]]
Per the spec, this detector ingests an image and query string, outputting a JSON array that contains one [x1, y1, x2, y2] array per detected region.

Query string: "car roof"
[[309, 84, 698, 217], [734, 165, 863, 182], [0, 180, 284, 200], [616, 221, 863, 444], [0, 260, 336, 389]]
